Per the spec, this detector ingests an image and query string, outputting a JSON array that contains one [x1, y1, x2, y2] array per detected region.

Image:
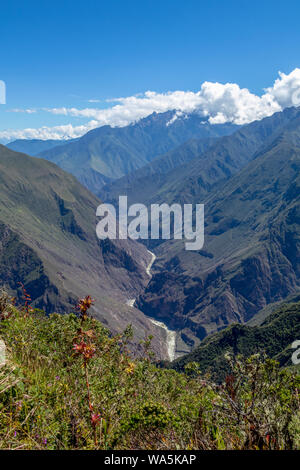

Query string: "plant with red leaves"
[[73, 296, 100, 446], [73, 340, 96, 360], [77, 295, 94, 321], [18, 283, 33, 318]]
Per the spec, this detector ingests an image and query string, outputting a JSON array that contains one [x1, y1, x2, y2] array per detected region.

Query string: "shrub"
[[0, 292, 298, 450]]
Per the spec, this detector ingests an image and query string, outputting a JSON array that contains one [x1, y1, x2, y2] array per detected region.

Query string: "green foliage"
[[0, 300, 299, 450]]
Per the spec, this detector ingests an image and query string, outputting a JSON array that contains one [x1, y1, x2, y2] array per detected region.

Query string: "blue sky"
[[1, 0, 300, 141]]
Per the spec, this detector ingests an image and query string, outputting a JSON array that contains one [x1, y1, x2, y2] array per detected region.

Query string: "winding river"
[[126, 249, 177, 361]]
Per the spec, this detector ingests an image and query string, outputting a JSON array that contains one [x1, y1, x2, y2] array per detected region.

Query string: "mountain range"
[[7, 111, 238, 194], [2, 106, 300, 363], [132, 107, 300, 353], [101, 106, 300, 207]]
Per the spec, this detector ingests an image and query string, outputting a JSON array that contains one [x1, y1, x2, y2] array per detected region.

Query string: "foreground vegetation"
[[0, 290, 299, 450]]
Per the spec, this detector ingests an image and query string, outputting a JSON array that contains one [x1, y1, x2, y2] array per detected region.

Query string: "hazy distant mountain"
[[0, 145, 168, 357], [6, 138, 75, 156], [133, 107, 300, 352], [36, 111, 238, 193]]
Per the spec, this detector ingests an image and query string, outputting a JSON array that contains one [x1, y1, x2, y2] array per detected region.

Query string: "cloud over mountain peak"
[[2, 69, 300, 142]]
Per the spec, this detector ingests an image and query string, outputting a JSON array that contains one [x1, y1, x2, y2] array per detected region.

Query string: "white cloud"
[[2, 68, 300, 142], [265, 69, 300, 108], [0, 121, 99, 142], [9, 108, 37, 114]]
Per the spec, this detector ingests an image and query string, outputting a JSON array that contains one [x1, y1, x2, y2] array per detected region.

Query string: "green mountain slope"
[[170, 301, 300, 381], [0, 145, 168, 356]]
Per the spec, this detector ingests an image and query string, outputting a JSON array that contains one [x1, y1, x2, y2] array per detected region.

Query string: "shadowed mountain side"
[[99, 137, 217, 205]]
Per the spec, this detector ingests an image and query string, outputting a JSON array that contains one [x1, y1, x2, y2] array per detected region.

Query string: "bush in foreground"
[[0, 293, 299, 450]]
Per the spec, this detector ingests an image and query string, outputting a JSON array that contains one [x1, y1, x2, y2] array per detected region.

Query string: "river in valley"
[[126, 249, 177, 361]]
